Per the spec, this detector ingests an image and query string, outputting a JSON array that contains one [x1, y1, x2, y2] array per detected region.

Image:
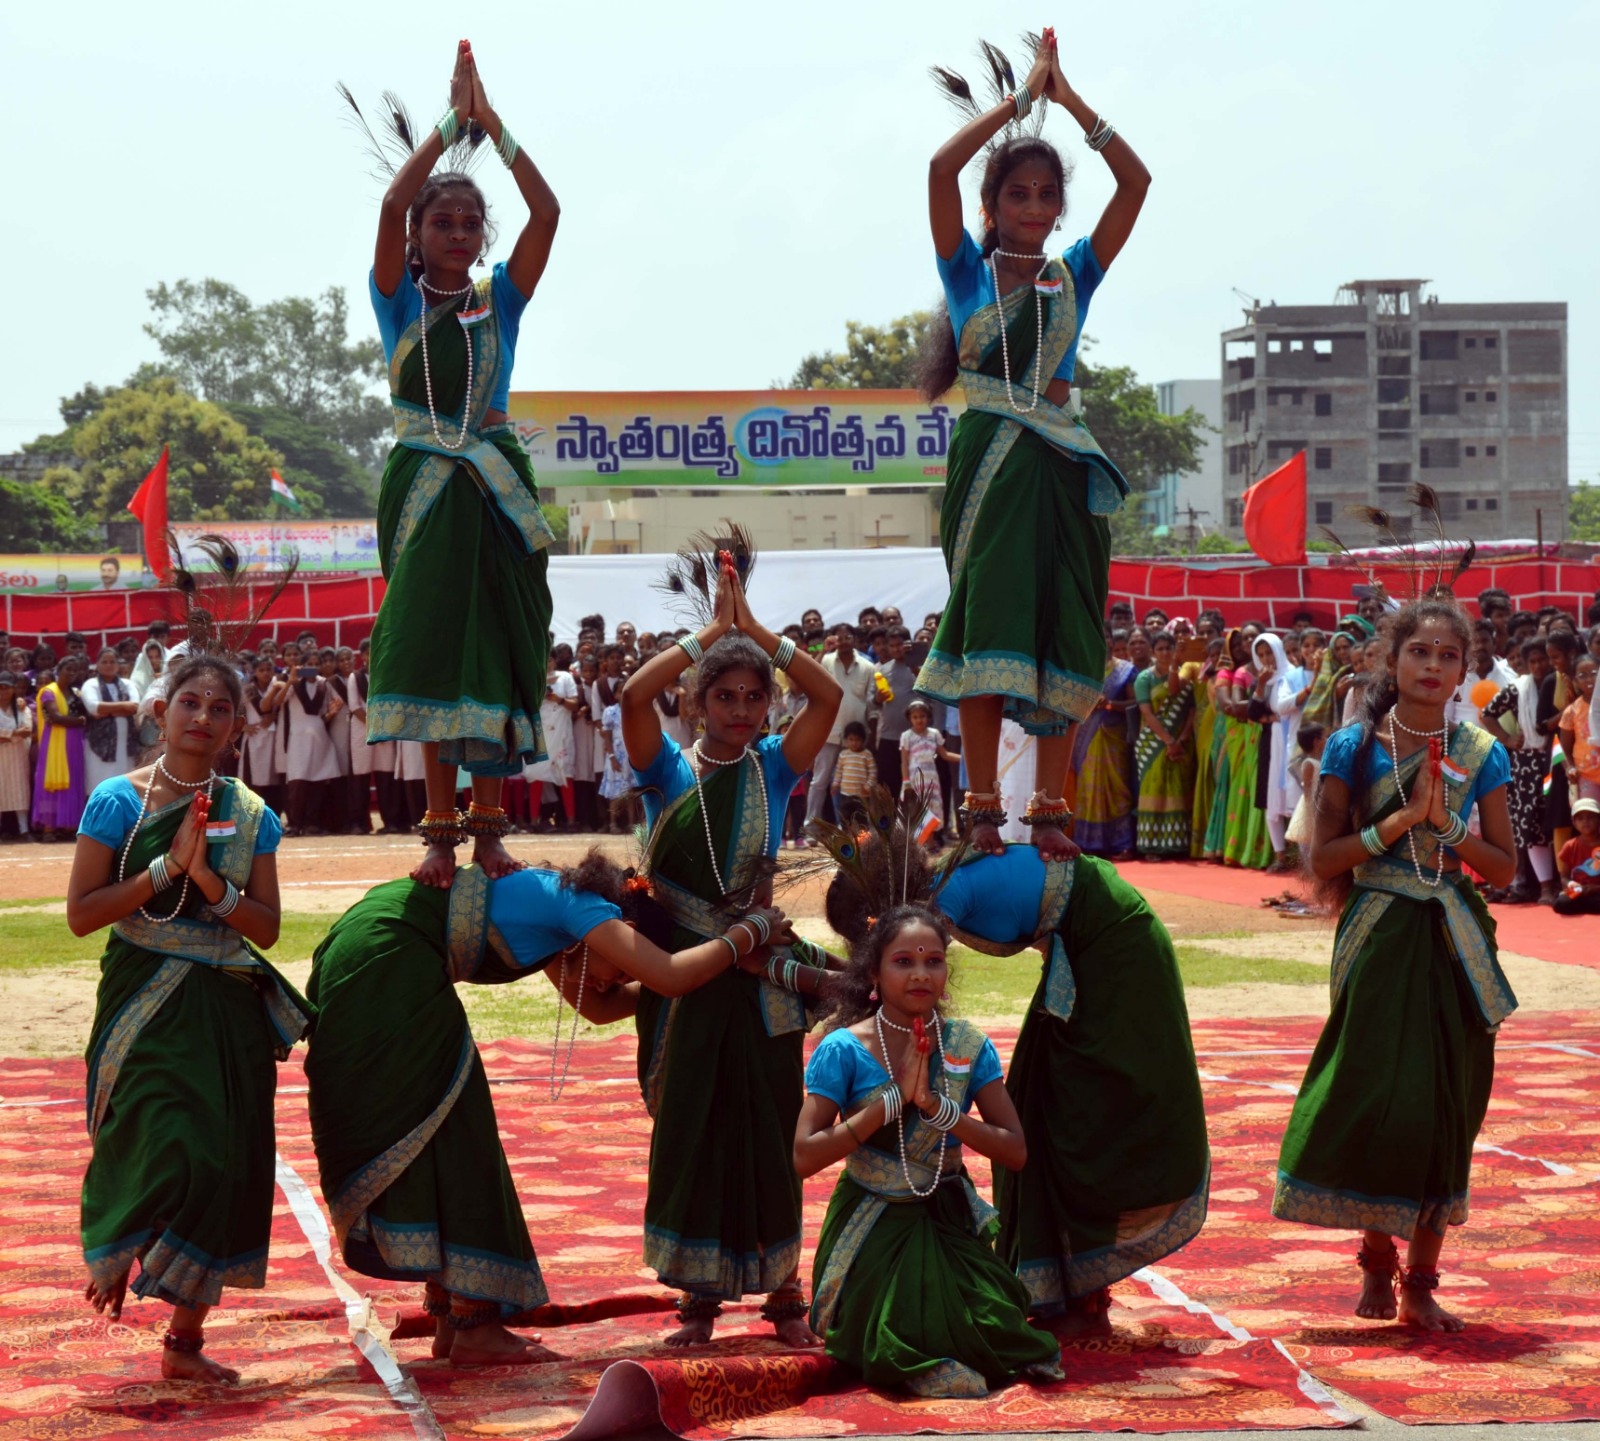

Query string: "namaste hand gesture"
[[167, 791, 212, 878], [1044, 28, 1077, 105], [1024, 30, 1055, 102], [902, 1017, 938, 1114], [1399, 738, 1450, 829], [449, 41, 475, 125]]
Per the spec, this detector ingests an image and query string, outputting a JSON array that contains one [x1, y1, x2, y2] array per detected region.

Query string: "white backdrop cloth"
[[546, 548, 951, 642]]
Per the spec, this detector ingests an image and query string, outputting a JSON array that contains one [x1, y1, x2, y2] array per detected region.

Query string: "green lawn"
[[0, 904, 1324, 1046]]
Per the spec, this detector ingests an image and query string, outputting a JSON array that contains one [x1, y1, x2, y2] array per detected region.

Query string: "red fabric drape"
[[125, 448, 171, 582], [1242, 451, 1308, 567]]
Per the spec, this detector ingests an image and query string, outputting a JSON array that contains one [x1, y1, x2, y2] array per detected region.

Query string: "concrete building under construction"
[[1220, 279, 1567, 543]]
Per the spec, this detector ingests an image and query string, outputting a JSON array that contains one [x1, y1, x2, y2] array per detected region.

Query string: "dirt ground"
[[4, 832, 1596, 1059]]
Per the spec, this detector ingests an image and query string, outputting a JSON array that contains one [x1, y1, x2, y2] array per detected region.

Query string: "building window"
[[1314, 501, 1334, 525], [1486, 445, 1498, 457], [1486, 497, 1498, 510], [1465, 391, 1477, 403], [1465, 446, 1477, 457], [1314, 393, 1331, 416], [1227, 499, 1243, 527], [1314, 447, 1332, 470], [1268, 339, 1282, 354], [1290, 339, 1305, 352], [1420, 446, 1431, 469], [1313, 338, 1333, 360], [1466, 498, 1479, 511], [1465, 337, 1478, 348], [1485, 336, 1498, 349], [1486, 389, 1497, 402]]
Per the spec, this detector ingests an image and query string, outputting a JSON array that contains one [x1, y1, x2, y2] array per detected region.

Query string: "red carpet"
[[1118, 859, 1591, 966], [2, 1016, 1598, 1438]]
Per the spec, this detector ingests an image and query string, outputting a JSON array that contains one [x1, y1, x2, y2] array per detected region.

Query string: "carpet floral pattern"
[[0, 1014, 1596, 1438]]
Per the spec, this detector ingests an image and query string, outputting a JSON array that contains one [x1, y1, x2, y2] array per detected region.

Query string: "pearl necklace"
[[549, 943, 588, 1102], [1386, 713, 1445, 889], [874, 1007, 951, 1199], [117, 763, 216, 922], [416, 277, 475, 452], [988, 249, 1051, 414], [1388, 710, 1450, 742], [691, 742, 769, 904]]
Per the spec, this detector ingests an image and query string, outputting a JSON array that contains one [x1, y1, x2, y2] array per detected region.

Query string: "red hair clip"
[[624, 876, 652, 895]]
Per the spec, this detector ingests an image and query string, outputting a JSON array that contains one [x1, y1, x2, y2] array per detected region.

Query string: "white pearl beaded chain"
[[117, 763, 217, 923], [1386, 713, 1445, 889], [874, 1008, 952, 1199], [987, 250, 1052, 414], [549, 943, 588, 1102], [691, 742, 769, 904], [416, 277, 475, 452]]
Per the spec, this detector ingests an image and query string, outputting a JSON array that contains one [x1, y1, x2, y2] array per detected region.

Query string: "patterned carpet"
[[1, 1012, 1597, 1439]]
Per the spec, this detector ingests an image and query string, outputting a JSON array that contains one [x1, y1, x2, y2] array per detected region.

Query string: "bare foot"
[[162, 1349, 241, 1384], [1020, 1361, 1066, 1384], [1050, 1307, 1113, 1339], [411, 843, 458, 889], [1355, 1269, 1398, 1321], [432, 1317, 453, 1360], [1032, 824, 1080, 862], [1399, 1288, 1464, 1333], [772, 1314, 821, 1347], [472, 836, 525, 879], [663, 1314, 715, 1346], [450, 1323, 560, 1366], [84, 1273, 128, 1320], [969, 820, 1005, 856]]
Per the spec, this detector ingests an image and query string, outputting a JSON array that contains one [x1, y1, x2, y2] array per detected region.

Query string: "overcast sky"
[[3, 0, 1596, 479]]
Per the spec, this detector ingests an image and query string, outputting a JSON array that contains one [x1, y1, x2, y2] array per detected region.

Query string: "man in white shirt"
[[1448, 619, 1518, 729], [804, 625, 877, 827]]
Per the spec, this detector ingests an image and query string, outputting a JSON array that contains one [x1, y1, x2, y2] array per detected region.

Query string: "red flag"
[[1242, 450, 1307, 567], [125, 447, 171, 581]]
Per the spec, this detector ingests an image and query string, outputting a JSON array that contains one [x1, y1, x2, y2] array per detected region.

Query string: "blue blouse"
[[79, 777, 282, 854], [634, 733, 799, 862], [369, 261, 531, 416], [1320, 723, 1511, 812], [935, 230, 1104, 383], [932, 847, 1046, 945], [486, 867, 621, 970]]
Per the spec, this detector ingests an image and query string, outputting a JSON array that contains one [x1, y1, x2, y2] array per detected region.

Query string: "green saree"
[[1134, 671, 1196, 858], [809, 1019, 1060, 1398], [636, 743, 828, 1298], [1273, 725, 1515, 1236], [82, 780, 311, 1309], [1219, 706, 1273, 869], [366, 278, 553, 776], [306, 867, 547, 1314], [916, 259, 1128, 737]]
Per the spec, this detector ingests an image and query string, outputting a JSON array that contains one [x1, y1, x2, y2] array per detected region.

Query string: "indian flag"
[[270, 470, 301, 513]]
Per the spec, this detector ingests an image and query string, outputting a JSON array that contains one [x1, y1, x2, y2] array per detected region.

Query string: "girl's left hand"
[[469, 49, 494, 126], [1045, 29, 1075, 104], [1427, 739, 1450, 827], [168, 792, 210, 876]]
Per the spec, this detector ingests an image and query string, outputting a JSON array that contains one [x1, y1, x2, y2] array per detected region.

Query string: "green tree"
[[37, 377, 284, 523], [1569, 480, 1600, 543], [223, 404, 375, 518], [788, 313, 935, 390], [144, 279, 388, 463], [1076, 352, 1209, 494], [0, 477, 99, 552], [541, 502, 570, 550]]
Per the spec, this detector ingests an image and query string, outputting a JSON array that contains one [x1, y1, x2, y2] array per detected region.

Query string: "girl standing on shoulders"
[[68, 654, 311, 1383], [620, 563, 842, 1347], [917, 29, 1149, 860], [1273, 599, 1516, 1332], [358, 39, 561, 886], [796, 906, 1063, 1397]]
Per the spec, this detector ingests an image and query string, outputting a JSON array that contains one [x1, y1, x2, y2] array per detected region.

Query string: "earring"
[[476, 251, 487, 268], [868, 987, 878, 1003], [1054, 217, 1062, 232]]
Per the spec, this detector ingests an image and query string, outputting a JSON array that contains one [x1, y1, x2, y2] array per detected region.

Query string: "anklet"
[[960, 790, 1008, 831], [449, 1301, 501, 1330], [1021, 789, 1074, 827], [162, 1328, 205, 1354], [463, 802, 513, 839], [759, 1293, 809, 1323], [1356, 1238, 1400, 1277], [423, 1280, 452, 1318], [677, 1293, 723, 1320], [420, 809, 466, 848], [1398, 1265, 1441, 1292]]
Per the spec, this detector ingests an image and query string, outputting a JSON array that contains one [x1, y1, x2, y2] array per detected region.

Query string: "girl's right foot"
[[1355, 1237, 1399, 1321], [450, 1322, 559, 1366], [663, 1314, 716, 1346], [162, 1348, 241, 1384], [970, 820, 1005, 856], [412, 843, 458, 889]]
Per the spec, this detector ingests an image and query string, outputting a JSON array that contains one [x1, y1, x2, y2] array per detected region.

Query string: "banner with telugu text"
[[506, 389, 960, 487]]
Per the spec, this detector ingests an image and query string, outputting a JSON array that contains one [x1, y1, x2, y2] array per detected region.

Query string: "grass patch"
[[1173, 945, 1323, 988], [0, 909, 341, 975]]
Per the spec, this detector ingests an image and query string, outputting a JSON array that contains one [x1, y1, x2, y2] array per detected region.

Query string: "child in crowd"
[[900, 700, 959, 812], [598, 674, 633, 833], [1284, 721, 1326, 856], [796, 906, 1062, 1396], [1555, 798, 1600, 916], [832, 721, 878, 826], [0, 671, 32, 840]]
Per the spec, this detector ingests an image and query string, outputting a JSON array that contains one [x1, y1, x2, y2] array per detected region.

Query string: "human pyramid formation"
[[65, 35, 1520, 1399]]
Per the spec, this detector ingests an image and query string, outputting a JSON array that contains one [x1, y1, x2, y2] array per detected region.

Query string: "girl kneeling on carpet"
[[69, 653, 311, 1384], [306, 851, 793, 1366], [1272, 596, 1516, 1331], [795, 906, 1063, 1397]]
